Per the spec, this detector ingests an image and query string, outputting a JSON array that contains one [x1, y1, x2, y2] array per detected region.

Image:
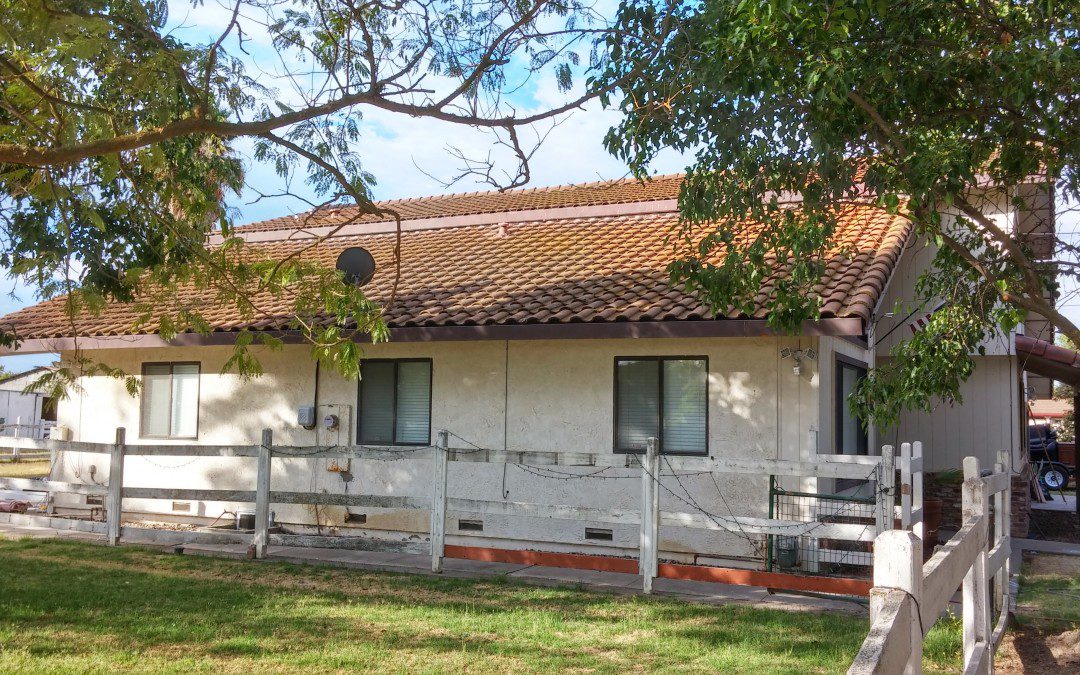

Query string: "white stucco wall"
[[54, 335, 820, 564]]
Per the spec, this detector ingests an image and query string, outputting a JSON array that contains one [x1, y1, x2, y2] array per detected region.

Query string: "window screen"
[[835, 358, 868, 455], [140, 363, 200, 438], [615, 359, 659, 451], [358, 360, 432, 445], [615, 357, 707, 455]]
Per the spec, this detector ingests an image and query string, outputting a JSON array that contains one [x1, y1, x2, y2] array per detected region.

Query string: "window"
[[835, 356, 868, 455], [41, 396, 57, 422], [614, 357, 708, 455], [140, 363, 200, 439], [357, 359, 432, 445]]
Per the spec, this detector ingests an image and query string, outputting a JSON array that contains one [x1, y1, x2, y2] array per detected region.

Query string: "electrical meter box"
[[297, 405, 316, 428]]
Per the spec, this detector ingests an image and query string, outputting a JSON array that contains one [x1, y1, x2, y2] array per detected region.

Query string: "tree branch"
[[0, 86, 598, 167]]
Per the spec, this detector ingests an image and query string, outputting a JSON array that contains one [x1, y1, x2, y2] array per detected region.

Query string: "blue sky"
[[2, 0, 686, 373], [2, 0, 1078, 374]]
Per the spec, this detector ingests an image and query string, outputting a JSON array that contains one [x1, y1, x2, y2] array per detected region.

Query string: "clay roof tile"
[[0, 179, 911, 340]]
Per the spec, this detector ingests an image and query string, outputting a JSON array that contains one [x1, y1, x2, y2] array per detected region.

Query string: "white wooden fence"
[[849, 453, 1012, 675], [1, 430, 920, 594], [0, 418, 56, 441], [0, 418, 54, 462]]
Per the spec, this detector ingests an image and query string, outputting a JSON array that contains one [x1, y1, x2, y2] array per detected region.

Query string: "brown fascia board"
[[1, 317, 865, 354]]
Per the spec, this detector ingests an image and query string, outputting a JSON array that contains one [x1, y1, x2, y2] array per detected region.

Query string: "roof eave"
[[1, 317, 866, 354]]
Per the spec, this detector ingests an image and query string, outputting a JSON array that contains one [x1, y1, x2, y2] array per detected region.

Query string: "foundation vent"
[[171, 501, 192, 513], [584, 527, 613, 541], [85, 495, 103, 506], [345, 512, 367, 524], [457, 519, 484, 532]]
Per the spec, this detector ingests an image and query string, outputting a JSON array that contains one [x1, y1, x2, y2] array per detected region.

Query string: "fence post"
[[877, 445, 896, 534], [640, 437, 660, 594], [253, 429, 273, 559], [46, 439, 57, 514], [106, 427, 126, 545], [912, 441, 925, 545], [993, 450, 1009, 617], [431, 429, 449, 573], [962, 456, 990, 674], [899, 443, 913, 530], [649, 440, 660, 579], [872, 530, 924, 674], [11, 416, 19, 461]]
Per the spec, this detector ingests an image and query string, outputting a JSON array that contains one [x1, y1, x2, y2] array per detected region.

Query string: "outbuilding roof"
[[0, 176, 910, 346]]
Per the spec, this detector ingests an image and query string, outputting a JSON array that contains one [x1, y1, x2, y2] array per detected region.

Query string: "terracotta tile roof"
[[0, 179, 910, 340], [237, 174, 684, 232], [1016, 334, 1080, 385], [1028, 398, 1071, 419]]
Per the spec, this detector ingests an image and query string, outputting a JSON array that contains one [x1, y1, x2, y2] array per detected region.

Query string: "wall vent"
[[458, 519, 484, 532], [171, 501, 191, 513], [85, 495, 103, 506], [585, 527, 613, 541]]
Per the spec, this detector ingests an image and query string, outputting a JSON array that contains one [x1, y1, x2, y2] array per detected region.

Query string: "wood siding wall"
[[879, 356, 1021, 472]]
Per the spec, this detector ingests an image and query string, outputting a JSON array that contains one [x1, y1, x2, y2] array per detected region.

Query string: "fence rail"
[[0, 419, 55, 462], [1, 429, 914, 594], [0, 419, 56, 441], [849, 453, 1012, 675]]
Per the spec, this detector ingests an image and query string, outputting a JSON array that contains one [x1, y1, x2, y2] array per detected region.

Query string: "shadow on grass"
[[0, 538, 954, 672]]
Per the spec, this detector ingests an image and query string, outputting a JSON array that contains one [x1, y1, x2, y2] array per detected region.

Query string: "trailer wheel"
[[1038, 462, 1070, 492]]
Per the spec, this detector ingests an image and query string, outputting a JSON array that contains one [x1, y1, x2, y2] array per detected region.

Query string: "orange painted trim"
[[658, 562, 872, 596], [445, 545, 639, 574], [445, 545, 871, 596]]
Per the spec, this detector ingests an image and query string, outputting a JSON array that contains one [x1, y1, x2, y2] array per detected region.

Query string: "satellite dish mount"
[[335, 247, 376, 286]]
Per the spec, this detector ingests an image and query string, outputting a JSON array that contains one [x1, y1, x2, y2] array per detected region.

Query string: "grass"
[[1016, 553, 1080, 629], [0, 460, 50, 478], [0, 538, 961, 674]]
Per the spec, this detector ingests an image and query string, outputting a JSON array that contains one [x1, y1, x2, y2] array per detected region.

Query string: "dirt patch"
[[997, 552, 1080, 673], [997, 628, 1080, 673], [1028, 509, 1080, 543], [125, 520, 201, 532], [1024, 553, 1080, 577]]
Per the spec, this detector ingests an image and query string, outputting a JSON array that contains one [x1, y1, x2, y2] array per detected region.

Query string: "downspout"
[[313, 360, 321, 432], [501, 339, 510, 499], [1074, 390, 1079, 521]]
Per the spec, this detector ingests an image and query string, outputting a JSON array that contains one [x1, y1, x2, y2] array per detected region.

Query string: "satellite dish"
[[335, 247, 376, 286]]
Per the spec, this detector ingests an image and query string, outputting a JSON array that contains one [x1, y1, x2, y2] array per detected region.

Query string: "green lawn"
[[0, 539, 962, 673]]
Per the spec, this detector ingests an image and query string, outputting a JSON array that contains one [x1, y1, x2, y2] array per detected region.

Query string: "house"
[[0, 174, 1051, 562], [0, 367, 57, 440]]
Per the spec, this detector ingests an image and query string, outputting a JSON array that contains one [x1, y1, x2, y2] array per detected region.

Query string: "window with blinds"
[[614, 357, 708, 455], [140, 363, 200, 438], [357, 359, 432, 445]]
